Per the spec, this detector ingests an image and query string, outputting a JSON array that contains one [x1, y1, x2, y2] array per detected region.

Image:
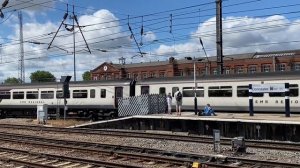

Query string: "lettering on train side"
[[255, 100, 269, 104], [274, 100, 298, 104]]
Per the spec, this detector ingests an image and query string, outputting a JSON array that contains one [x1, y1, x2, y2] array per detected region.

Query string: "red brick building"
[[91, 49, 300, 80]]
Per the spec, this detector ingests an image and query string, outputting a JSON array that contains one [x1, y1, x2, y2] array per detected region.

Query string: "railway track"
[[0, 124, 299, 152], [0, 147, 144, 168], [0, 131, 299, 168]]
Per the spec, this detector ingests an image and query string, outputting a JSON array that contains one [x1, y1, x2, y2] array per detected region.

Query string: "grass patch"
[[45, 119, 88, 127]]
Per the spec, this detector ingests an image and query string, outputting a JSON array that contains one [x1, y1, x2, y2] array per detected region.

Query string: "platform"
[[138, 112, 300, 125], [74, 112, 300, 142]]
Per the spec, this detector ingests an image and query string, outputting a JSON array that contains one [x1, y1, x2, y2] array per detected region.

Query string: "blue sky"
[[0, 0, 300, 82]]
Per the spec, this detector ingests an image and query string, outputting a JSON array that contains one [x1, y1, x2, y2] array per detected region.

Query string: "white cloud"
[[2, 6, 300, 83], [155, 15, 300, 59], [0, 9, 134, 82], [3, 0, 55, 12]]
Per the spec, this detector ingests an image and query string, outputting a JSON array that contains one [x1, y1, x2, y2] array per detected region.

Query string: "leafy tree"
[[4, 77, 20, 84], [82, 71, 91, 81], [30, 70, 56, 83]]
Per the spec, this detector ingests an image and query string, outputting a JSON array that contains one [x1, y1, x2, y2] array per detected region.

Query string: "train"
[[0, 71, 299, 119]]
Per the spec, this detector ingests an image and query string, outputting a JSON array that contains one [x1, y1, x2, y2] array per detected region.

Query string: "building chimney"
[[169, 57, 175, 63]]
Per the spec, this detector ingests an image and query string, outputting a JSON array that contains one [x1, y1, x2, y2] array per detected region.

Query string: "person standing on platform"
[[166, 93, 172, 114], [174, 88, 182, 116]]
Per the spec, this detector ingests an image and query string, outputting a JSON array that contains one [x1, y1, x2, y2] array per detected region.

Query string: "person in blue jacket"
[[202, 104, 217, 116]]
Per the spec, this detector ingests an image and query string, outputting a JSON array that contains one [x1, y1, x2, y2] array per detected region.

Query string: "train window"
[[13, 91, 24, 99], [269, 84, 298, 97], [290, 84, 299, 97], [182, 87, 204, 97], [73, 90, 88, 98], [208, 86, 232, 97], [26, 91, 39, 99], [0, 91, 10, 99], [101, 89, 106, 98], [141, 86, 149, 95], [90, 89, 95, 98], [237, 86, 263, 97], [172, 87, 179, 97], [41, 91, 54, 99], [56, 90, 70, 98], [159, 87, 166, 95]]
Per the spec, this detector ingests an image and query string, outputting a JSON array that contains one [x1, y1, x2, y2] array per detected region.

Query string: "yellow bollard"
[[192, 162, 201, 168]]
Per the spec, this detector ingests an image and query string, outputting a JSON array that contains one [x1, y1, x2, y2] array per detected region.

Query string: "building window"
[[178, 70, 183, 76], [133, 73, 138, 79], [127, 73, 131, 79], [93, 76, 98, 80], [213, 68, 218, 75], [262, 64, 271, 72], [149, 72, 156, 78], [159, 71, 165, 78], [225, 67, 230, 74], [184, 68, 192, 76], [277, 63, 286, 72], [294, 64, 300, 71], [248, 65, 256, 74], [142, 72, 147, 79], [235, 66, 244, 74]]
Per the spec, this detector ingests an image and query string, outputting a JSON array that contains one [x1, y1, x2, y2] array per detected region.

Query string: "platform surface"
[[134, 112, 300, 125], [72, 112, 300, 128]]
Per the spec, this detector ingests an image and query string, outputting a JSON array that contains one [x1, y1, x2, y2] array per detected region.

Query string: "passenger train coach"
[[0, 71, 299, 118]]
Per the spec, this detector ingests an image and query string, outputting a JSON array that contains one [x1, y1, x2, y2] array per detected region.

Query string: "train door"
[[114, 87, 123, 108]]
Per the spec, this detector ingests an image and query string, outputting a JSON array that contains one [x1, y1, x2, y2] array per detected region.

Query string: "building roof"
[[92, 49, 300, 71], [113, 60, 171, 68]]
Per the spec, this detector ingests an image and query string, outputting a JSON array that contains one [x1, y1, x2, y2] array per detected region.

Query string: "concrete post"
[[285, 83, 290, 117], [249, 84, 253, 116]]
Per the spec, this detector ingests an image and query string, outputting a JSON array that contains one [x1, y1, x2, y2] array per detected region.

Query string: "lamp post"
[[194, 58, 198, 115]]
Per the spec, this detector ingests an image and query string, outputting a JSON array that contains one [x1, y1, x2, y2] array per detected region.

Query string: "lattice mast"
[[18, 11, 25, 83]]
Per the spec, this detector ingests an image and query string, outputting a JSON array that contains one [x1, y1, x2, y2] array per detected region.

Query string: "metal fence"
[[118, 94, 167, 117]]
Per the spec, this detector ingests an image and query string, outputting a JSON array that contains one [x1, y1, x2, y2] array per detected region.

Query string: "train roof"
[[0, 71, 299, 90], [0, 79, 132, 90]]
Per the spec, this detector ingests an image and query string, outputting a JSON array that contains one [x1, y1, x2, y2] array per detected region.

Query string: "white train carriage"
[[0, 80, 131, 118], [136, 71, 300, 113], [0, 71, 300, 119]]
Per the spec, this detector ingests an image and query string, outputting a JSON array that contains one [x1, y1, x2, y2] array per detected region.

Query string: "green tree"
[[4, 77, 20, 84], [82, 71, 91, 81], [30, 70, 56, 83]]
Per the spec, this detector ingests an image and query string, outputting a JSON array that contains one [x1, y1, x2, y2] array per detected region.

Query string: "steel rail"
[[0, 124, 300, 152], [0, 131, 300, 168]]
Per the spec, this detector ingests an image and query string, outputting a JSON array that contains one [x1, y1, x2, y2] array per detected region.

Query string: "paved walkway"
[[142, 112, 300, 124]]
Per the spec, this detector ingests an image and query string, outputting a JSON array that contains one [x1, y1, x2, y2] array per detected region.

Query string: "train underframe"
[[0, 107, 118, 121]]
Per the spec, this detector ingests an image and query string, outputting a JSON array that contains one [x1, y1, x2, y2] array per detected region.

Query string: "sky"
[[0, 0, 300, 82]]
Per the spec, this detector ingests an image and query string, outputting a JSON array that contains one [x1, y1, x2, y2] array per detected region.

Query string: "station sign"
[[252, 83, 285, 93]]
